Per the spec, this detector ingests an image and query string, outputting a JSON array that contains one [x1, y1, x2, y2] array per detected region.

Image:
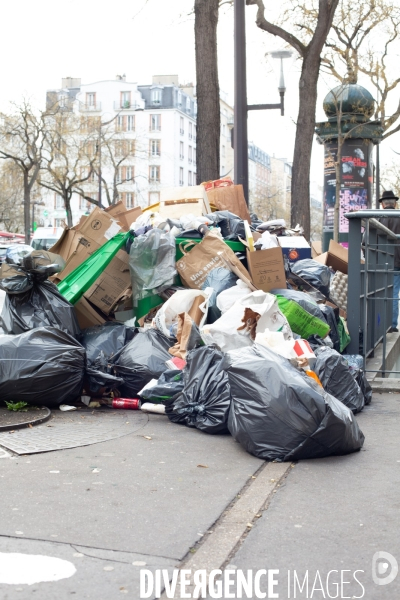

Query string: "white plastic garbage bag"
[[201, 290, 292, 352], [216, 279, 253, 314], [153, 288, 212, 337]]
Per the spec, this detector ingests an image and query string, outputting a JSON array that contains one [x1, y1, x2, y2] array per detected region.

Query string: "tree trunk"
[[23, 172, 31, 245], [65, 192, 73, 228], [195, 0, 221, 184], [290, 51, 321, 239]]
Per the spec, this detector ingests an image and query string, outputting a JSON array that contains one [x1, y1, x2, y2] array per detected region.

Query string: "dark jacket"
[[379, 215, 400, 268]]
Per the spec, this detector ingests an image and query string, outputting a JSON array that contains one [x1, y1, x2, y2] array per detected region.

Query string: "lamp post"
[[234, 0, 291, 205]]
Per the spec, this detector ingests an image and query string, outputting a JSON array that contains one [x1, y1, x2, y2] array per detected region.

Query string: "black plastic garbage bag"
[[225, 344, 365, 461], [353, 369, 372, 405], [140, 370, 184, 403], [165, 346, 231, 434], [81, 323, 135, 393], [319, 304, 340, 353], [112, 328, 174, 397], [0, 327, 85, 407], [314, 347, 365, 413], [291, 259, 331, 297], [0, 250, 80, 339], [206, 211, 246, 241], [202, 267, 237, 324]]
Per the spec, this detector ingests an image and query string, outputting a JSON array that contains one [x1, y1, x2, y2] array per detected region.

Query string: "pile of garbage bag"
[[0, 177, 369, 465]]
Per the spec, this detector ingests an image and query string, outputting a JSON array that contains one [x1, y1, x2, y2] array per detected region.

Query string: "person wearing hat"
[[379, 190, 400, 332]]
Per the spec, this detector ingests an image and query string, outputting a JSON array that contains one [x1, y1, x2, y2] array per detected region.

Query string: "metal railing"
[[346, 210, 400, 376]]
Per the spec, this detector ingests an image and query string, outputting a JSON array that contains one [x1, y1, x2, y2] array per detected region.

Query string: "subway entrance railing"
[[346, 210, 400, 377]]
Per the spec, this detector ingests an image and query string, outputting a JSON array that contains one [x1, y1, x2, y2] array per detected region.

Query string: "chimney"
[[62, 77, 81, 89]]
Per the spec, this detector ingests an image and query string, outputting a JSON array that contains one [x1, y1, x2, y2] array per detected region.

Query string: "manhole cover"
[[0, 407, 51, 432], [0, 408, 148, 455]]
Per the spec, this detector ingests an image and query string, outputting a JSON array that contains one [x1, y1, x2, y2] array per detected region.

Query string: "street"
[[0, 392, 399, 599]]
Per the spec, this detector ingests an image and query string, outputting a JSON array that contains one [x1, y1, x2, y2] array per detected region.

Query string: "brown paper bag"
[[206, 184, 251, 222], [168, 312, 201, 360], [176, 233, 251, 290]]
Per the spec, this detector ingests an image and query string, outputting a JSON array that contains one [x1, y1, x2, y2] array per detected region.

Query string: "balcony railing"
[[113, 101, 142, 110]]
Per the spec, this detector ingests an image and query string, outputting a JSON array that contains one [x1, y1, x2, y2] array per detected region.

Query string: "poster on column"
[[323, 139, 372, 233]]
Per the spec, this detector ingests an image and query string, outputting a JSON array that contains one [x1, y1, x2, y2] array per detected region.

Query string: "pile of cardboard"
[[50, 202, 142, 329]]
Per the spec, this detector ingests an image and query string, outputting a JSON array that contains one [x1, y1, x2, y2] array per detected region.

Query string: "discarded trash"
[[0, 327, 85, 407], [59, 405, 78, 412], [112, 398, 141, 410], [225, 344, 365, 461], [291, 259, 331, 297], [314, 347, 365, 413], [165, 346, 231, 434], [141, 403, 166, 414], [139, 370, 184, 403]]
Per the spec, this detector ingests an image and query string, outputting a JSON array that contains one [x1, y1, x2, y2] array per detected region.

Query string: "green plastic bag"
[[57, 232, 131, 305], [338, 316, 351, 352], [276, 295, 330, 339]]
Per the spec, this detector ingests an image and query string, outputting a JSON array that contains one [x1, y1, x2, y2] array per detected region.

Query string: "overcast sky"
[[1, 0, 399, 189]]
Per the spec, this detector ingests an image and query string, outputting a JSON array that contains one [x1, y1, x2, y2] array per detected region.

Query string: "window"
[[54, 194, 64, 209], [117, 115, 125, 132], [180, 117, 184, 135], [54, 218, 65, 228], [149, 165, 160, 182], [186, 97, 191, 112], [188, 122, 192, 140], [193, 125, 196, 141], [177, 91, 182, 106], [127, 115, 135, 131], [151, 88, 162, 104], [222, 124, 226, 137], [179, 167, 184, 186], [188, 146, 192, 164], [149, 191, 160, 205], [125, 192, 134, 208], [121, 91, 131, 108], [86, 141, 96, 157], [125, 166, 134, 181], [222, 145, 226, 157], [188, 171, 192, 186], [150, 139, 161, 157], [193, 148, 196, 165], [79, 197, 89, 211], [150, 114, 161, 131], [86, 92, 96, 107], [117, 167, 123, 184], [58, 94, 66, 108], [180, 142, 184, 160]]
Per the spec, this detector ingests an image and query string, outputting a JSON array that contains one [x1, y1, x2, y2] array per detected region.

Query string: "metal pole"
[[234, 0, 249, 204], [375, 143, 380, 208], [98, 122, 102, 208], [31, 203, 35, 238]]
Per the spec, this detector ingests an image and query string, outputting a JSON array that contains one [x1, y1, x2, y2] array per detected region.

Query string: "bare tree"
[[39, 114, 100, 227], [0, 101, 50, 243], [195, 0, 221, 183], [246, 0, 339, 239], [0, 161, 25, 232]]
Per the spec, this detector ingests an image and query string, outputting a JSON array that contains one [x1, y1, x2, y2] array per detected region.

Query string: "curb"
[[160, 460, 293, 599], [0, 407, 51, 432]]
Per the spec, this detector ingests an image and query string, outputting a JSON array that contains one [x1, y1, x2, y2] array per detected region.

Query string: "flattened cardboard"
[[246, 247, 287, 293], [311, 241, 322, 258], [78, 206, 121, 244], [104, 200, 127, 217], [206, 184, 251, 222], [116, 206, 143, 231], [83, 249, 131, 315], [49, 228, 81, 263], [314, 240, 349, 274], [74, 296, 109, 329], [57, 234, 101, 281], [160, 186, 211, 217]]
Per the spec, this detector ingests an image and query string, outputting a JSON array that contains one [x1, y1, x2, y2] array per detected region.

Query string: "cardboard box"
[[159, 186, 211, 217], [246, 247, 287, 293], [311, 241, 322, 258], [116, 206, 143, 231], [74, 296, 109, 329], [57, 234, 101, 281], [104, 200, 127, 217], [314, 239, 348, 274], [78, 206, 122, 245], [206, 184, 251, 222], [49, 228, 81, 262], [83, 249, 131, 315], [278, 236, 312, 262]]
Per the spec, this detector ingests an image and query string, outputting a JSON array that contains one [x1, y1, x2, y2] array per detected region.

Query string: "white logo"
[[372, 551, 398, 586]]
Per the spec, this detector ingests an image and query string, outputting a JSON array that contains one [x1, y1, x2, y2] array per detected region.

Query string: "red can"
[[112, 398, 141, 410]]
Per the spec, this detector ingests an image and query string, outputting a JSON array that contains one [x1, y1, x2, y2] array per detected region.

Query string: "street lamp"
[[234, 0, 292, 205]]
